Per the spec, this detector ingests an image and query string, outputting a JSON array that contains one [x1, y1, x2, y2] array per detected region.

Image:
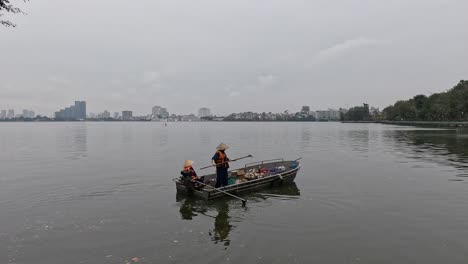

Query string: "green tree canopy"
[[341, 103, 371, 121], [382, 80, 468, 121]]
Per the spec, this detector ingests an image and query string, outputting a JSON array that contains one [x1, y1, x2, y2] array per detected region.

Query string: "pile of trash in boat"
[[225, 162, 298, 185]]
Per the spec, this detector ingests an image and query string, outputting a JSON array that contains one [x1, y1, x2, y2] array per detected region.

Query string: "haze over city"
[[4, 1, 468, 264], [1, 0, 468, 116]]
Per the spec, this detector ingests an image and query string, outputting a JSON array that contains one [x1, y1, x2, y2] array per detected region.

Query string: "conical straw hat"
[[184, 160, 194, 167], [216, 143, 229, 150]]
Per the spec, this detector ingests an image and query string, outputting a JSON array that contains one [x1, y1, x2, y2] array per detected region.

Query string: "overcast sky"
[[1, 0, 467, 116]]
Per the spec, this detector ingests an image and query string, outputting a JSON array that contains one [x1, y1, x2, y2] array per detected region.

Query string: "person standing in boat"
[[212, 143, 230, 188]]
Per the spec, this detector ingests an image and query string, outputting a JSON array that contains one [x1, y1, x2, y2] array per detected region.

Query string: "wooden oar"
[[200, 154, 253, 170], [196, 181, 247, 206]]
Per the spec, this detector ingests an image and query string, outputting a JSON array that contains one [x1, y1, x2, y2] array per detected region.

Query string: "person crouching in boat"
[[180, 160, 204, 190], [212, 143, 230, 188]]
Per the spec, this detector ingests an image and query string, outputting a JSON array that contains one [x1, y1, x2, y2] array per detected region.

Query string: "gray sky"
[[1, 0, 467, 116]]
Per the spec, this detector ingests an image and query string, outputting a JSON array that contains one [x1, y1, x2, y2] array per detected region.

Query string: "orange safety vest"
[[215, 151, 229, 168]]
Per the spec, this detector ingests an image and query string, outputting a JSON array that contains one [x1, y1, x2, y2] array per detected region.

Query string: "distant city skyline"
[[1, 97, 379, 122], [0, 102, 356, 117], [0, 98, 362, 119], [1, 97, 353, 124], [1, 102, 352, 119]]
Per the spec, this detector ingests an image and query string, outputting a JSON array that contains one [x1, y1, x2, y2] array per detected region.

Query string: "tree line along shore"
[[341, 80, 468, 127]]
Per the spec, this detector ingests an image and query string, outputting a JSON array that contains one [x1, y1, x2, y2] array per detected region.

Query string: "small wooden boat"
[[174, 158, 301, 200]]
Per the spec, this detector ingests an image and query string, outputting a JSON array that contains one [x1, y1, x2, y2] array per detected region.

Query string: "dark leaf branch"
[[0, 0, 24, 13], [0, 0, 29, 27]]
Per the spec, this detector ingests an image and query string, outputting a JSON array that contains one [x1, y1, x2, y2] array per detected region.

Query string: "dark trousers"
[[215, 167, 229, 188]]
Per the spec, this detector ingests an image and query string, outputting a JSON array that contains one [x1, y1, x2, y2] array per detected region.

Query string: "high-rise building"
[[160, 108, 169, 119], [152, 106, 162, 118], [96, 110, 111, 119], [198, 108, 211, 117], [55, 101, 86, 120], [0, 110, 6, 119], [21, 109, 35, 118], [113, 112, 120, 119], [122, 111, 133, 120], [74, 101, 86, 120], [7, 109, 14, 119], [65, 106, 74, 119]]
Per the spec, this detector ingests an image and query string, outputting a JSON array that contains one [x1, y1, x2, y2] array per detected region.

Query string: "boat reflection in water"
[[210, 202, 232, 246], [254, 182, 301, 197], [176, 182, 300, 246], [176, 194, 233, 246], [177, 195, 208, 220]]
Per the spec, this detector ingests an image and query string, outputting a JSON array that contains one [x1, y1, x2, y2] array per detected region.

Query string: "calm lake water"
[[1, 122, 468, 264]]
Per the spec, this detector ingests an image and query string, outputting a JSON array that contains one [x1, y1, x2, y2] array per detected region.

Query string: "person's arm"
[[212, 153, 218, 165], [180, 170, 189, 178]]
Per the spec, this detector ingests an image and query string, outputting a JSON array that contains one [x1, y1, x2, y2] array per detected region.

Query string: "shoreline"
[[1, 120, 468, 128], [343, 120, 468, 128], [379, 121, 468, 128]]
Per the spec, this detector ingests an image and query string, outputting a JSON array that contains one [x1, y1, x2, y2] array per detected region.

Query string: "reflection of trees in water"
[[338, 129, 370, 154], [300, 125, 312, 151], [386, 129, 468, 159], [384, 129, 468, 176]]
